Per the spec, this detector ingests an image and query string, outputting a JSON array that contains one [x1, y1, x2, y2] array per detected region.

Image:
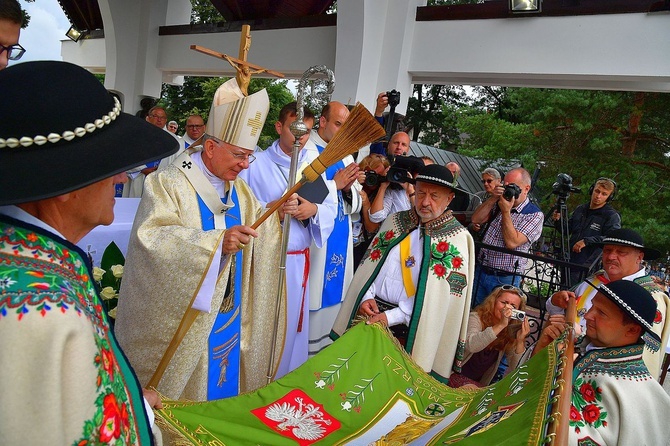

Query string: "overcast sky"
[[12, 0, 69, 67]]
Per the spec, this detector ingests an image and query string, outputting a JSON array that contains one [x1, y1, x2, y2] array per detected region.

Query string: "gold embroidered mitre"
[[205, 78, 269, 150]]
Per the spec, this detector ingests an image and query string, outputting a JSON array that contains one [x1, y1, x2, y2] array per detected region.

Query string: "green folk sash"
[[156, 322, 561, 445]]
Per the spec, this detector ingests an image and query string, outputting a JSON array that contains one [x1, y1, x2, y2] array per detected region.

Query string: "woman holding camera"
[[353, 154, 390, 268], [450, 285, 530, 387]]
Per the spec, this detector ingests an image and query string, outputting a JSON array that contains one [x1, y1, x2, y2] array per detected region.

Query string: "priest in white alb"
[[239, 101, 337, 377]]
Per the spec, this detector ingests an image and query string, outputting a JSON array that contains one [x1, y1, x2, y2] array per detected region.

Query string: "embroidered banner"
[[156, 323, 561, 445]]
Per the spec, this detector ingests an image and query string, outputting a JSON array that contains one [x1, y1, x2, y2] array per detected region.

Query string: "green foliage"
[[20, 0, 35, 28], [407, 84, 670, 255], [190, 0, 224, 24], [406, 85, 468, 150], [160, 76, 294, 150], [457, 111, 541, 168]]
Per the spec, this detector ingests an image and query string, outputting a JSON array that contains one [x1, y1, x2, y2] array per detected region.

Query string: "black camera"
[[502, 183, 522, 201], [364, 171, 387, 188], [386, 89, 401, 108], [387, 155, 425, 184], [552, 173, 581, 198]]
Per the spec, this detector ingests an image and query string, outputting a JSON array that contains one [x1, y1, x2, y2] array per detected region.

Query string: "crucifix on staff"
[[190, 24, 285, 96]]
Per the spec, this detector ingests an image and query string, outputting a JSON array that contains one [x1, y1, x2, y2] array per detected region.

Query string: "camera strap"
[[476, 204, 500, 243]]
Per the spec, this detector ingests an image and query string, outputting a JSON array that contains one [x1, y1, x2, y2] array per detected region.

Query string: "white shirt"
[[361, 227, 423, 326]]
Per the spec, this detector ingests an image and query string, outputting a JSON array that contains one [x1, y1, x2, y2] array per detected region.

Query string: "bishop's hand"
[[223, 225, 258, 255]]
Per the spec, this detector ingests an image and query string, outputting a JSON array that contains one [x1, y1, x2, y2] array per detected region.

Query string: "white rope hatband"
[[0, 97, 121, 149], [598, 282, 654, 332], [415, 174, 457, 189], [601, 237, 645, 249]]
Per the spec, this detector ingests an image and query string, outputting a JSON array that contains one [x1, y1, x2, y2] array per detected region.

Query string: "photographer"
[[449, 285, 530, 388], [368, 155, 426, 224], [369, 91, 406, 156], [552, 177, 621, 272], [353, 154, 391, 267], [470, 168, 544, 306]]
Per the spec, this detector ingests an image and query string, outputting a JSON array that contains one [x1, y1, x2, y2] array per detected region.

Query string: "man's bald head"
[[318, 101, 349, 143], [387, 132, 410, 157], [445, 162, 461, 182]]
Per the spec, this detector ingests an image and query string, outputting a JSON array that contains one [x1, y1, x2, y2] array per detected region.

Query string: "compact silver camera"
[[510, 309, 526, 321]]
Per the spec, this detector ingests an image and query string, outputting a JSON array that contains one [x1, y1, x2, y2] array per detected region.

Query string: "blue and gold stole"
[[197, 189, 244, 399]]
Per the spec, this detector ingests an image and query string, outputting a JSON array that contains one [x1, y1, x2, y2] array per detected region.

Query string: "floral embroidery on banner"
[[570, 377, 608, 434]]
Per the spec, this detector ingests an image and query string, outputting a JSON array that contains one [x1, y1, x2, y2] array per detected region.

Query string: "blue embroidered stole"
[[317, 144, 349, 307], [197, 189, 244, 399]]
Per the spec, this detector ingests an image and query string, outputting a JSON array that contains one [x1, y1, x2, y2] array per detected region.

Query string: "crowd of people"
[[2, 1, 670, 442]]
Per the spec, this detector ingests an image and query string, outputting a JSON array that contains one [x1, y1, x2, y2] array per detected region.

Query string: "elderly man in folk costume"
[[538, 280, 670, 445], [239, 101, 338, 376], [331, 164, 475, 382], [547, 228, 670, 379], [0, 61, 178, 444], [305, 101, 364, 357], [115, 79, 299, 401]]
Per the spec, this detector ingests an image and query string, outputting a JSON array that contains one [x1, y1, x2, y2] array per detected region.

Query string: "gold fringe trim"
[[154, 413, 197, 446]]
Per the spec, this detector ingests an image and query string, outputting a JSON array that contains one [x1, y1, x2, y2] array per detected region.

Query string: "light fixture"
[[510, 0, 542, 13], [66, 25, 83, 42]]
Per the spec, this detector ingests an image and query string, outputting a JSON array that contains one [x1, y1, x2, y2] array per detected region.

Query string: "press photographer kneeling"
[[368, 155, 427, 224]]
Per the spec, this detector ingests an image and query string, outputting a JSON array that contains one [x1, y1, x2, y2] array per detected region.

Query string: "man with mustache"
[[332, 164, 475, 383], [538, 280, 670, 445], [547, 228, 670, 379]]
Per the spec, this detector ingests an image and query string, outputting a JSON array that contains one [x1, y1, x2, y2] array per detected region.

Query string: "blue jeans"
[[472, 265, 522, 308]]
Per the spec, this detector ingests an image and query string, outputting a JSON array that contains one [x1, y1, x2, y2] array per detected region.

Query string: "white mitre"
[[205, 78, 269, 150]]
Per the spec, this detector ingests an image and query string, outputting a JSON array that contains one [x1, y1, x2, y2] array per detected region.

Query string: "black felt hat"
[[414, 164, 467, 197], [0, 61, 179, 205], [414, 164, 457, 189], [594, 228, 661, 261], [587, 279, 661, 352]]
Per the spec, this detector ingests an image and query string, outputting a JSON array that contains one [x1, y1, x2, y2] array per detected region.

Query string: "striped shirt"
[[479, 198, 543, 273]]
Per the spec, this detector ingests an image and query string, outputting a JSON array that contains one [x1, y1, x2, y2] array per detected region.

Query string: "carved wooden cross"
[[191, 25, 284, 96]]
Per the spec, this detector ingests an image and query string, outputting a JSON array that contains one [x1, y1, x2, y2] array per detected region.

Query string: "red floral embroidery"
[[101, 348, 115, 380], [571, 377, 607, 431], [433, 264, 446, 278], [26, 233, 38, 243], [582, 404, 601, 424], [654, 310, 662, 324], [570, 405, 582, 422], [370, 249, 381, 261], [384, 230, 395, 241], [579, 382, 596, 402], [428, 239, 464, 280], [99, 394, 127, 443]]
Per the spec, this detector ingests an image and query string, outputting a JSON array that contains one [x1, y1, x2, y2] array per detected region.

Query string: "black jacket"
[[566, 203, 621, 266]]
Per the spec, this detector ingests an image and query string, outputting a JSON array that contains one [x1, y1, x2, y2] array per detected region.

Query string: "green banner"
[[156, 323, 560, 445]]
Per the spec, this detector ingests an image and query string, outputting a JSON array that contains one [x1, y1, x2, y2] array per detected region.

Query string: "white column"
[[333, 0, 424, 114], [98, 0, 190, 113]]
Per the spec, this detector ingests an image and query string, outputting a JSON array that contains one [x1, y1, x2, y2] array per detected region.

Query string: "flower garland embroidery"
[[570, 377, 608, 434], [367, 230, 396, 262], [429, 240, 464, 279], [367, 230, 464, 280], [1, 222, 139, 443]]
